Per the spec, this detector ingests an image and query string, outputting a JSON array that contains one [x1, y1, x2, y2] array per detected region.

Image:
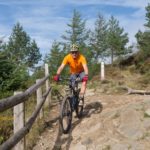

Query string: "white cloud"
[[66, 0, 149, 8], [131, 8, 146, 18], [16, 16, 68, 33], [0, 0, 66, 7], [121, 0, 149, 8], [15, 16, 68, 54], [1, 0, 147, 9]]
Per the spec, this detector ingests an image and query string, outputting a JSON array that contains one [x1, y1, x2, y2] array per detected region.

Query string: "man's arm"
[[57, 64, 65, 75], [83, 64, 88, 75]]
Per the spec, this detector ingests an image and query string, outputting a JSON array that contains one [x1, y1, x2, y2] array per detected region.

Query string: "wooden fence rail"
[[0, 75, 49, 112], [0, 63, 51, 150], [0, 87, 51, 150]]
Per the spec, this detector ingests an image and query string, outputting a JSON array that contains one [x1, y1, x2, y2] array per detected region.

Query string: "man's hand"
[[82, 75, 88, 82], [53, 75, 59, 82]]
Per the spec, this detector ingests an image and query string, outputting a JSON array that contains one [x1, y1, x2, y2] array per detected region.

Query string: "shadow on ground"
[[52, 101, 103, 150]]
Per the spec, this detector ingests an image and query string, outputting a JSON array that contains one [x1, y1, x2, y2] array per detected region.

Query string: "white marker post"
[[36, 79, 43, 119], [101, 62, 105, 81], [45, 63, 51, 108], [13, 91, 25, 150]]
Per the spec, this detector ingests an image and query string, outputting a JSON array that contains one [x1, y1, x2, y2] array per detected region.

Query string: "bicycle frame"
[[67, 80, 80, 111]]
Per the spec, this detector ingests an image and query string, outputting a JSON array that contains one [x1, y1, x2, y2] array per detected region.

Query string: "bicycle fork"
[[70, 95, 78, 111]]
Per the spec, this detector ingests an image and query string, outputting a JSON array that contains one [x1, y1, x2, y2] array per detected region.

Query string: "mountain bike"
[[59, 76, 84, 134]]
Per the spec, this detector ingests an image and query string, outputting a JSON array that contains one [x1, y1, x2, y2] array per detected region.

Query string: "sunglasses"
[[71, 51, 78, 54]]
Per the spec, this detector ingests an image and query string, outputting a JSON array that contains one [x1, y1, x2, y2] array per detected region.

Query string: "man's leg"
[[78, 81, 87, 106], [78, 72, 87, 105], [70, 74, 76, 87], [78, 72, 87, 95]]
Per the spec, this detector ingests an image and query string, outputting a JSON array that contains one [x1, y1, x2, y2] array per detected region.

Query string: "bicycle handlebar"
[[59, 77, 82, 83]]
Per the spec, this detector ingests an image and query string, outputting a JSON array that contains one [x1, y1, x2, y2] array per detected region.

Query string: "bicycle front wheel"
[[75, 97, 84, 118], [59, 96, 72, 134]]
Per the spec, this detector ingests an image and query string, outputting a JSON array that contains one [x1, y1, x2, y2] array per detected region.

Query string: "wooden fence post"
[[45, 63, 51, 108], [13, 91, 25, 150], [36, 79, 43, 119], [101, 62, 105, 80]]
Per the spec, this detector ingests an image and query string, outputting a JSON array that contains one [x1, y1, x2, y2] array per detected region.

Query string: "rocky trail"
[[33, 89, 150, 150]]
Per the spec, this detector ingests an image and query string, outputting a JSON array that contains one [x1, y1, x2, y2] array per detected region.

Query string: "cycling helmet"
[[70, 44, 79, 52]]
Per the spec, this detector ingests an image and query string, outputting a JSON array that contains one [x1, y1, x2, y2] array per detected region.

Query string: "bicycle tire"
[[59, 96, 72, 134]]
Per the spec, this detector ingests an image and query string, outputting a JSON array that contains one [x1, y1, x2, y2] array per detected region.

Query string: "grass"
[[102, 145, 111, 150], [128, 145, 132, 149], [24, 91, 52, 149], [113, 111, 120, 119], [91, 65, 150, 94], [0, 119, 13, 145], [144, 112, 150, 118], [25, 118, 46, 149], [139, 132, 150, 140], [0, 109, 13, 145]]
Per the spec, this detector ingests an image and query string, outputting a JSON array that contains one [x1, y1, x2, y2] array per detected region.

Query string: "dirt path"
[[33, 89, 150, 150]]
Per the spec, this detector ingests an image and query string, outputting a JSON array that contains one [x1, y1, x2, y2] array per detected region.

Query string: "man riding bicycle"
[[54, 44, 89, 106]]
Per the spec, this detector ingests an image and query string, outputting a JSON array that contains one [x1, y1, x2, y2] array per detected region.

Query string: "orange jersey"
[[62, 54, 87, 74]]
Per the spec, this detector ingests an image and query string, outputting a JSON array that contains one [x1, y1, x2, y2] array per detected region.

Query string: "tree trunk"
[[122, 86, 150, 95]]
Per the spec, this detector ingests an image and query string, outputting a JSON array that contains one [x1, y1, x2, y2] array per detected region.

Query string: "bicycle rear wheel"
[[59, 96, 72, 134]]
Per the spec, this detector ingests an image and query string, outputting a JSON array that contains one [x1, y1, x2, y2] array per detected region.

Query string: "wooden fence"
[[0, 64, 51, 150]]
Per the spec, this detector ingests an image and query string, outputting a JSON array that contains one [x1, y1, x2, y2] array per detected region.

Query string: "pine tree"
[[27, 40, 41, 68], [0, 51, 28, 95], [61, 9, 89, 54], [145, 3, 150, 28], [90, 14, 108, 62], [136, 3, 150, 59], [45, 41, 66, 76], [5, 22, 41, 68], [61, 9, 93, 77], [0, 23, 41, 95], [0, 52, 14, 91], [107, 16, 129, 64]]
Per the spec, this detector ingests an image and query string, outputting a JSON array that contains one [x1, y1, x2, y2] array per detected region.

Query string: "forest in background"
[[0, 3, 150, 99]]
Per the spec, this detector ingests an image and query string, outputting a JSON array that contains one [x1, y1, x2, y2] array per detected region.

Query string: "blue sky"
[[0, 0, 149, 58]]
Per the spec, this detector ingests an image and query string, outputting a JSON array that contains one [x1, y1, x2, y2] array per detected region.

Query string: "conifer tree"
[[0, 23, 41, 94], [107, 16, 129, 64], [45, 41, 66, 76], [145, 3, 150, 28], [90, 14, 108, 62], [61, 9, 89, 55], [5, 22, 41, 68], [136, 3, 150, 59]]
